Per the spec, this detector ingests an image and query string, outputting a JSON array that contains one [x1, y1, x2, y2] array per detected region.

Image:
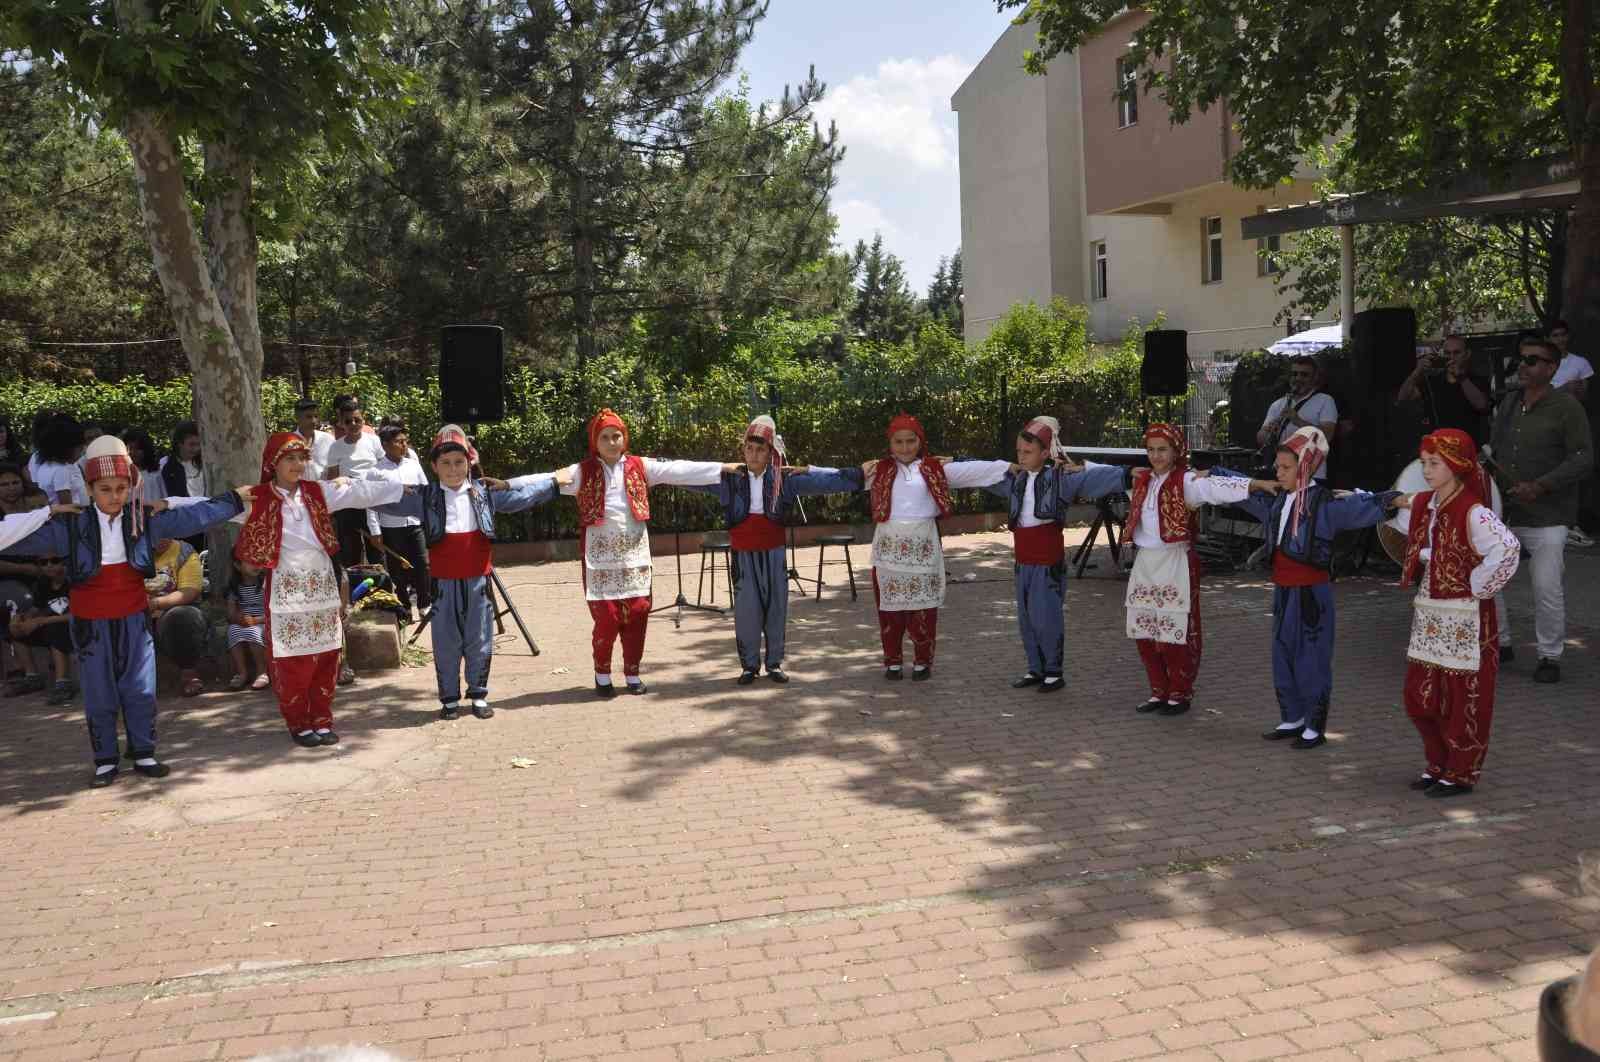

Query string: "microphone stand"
[[649, 486, 726, 628]]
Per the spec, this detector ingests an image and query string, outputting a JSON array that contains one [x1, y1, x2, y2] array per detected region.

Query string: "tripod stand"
[[407, 568, 540, 655], [649, 488, 726, 628], [785, 497, 818, 595]]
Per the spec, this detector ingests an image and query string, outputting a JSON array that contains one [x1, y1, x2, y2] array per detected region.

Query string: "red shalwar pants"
[[1403, 599, 1498, 786], [871, 571, 939, 667], [589, 595, 652, 676], [1134, 549, 1204, 701], [268, 650, 340, 732]]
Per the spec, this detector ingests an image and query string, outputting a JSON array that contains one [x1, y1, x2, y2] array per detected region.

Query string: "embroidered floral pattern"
[[267, 552, 342, 657], [587, 565, 652, 600], [1472, 508, 1520, 599], [871, 519, 944, 610], [1125, 545, 1191, 645], [1406, 594, 1481, 673], [587, 525, 649, 564], [1127, 581, 1182, 609], [874, 531, 937, 565], [876, 570, 944, 609]]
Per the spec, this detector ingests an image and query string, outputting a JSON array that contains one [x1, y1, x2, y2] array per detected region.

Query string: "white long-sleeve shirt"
[[863, 459, 1010, 520], [371, 454, 428, 530], [1131, 470, 1251, 549], [0, 506, 56, 552], [1410, 495, 1521, 599], [231, 476, 403, 551]]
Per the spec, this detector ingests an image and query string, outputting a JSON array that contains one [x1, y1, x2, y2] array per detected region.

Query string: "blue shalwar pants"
[[433, 575, 493, 705], [1271, 583, 1335, 731], [73, 613, 158, 765], [1015, 561, 1067, 678], [732, 547, 788, 671]]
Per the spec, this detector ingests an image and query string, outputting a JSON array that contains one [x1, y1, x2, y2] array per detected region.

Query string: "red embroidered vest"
[[577, 455, 650, 527], [1123, 469, 1195, 543], [870, 458, 952, 523], [1401, 490, 1481, 600], [234, 481, 339, 569]]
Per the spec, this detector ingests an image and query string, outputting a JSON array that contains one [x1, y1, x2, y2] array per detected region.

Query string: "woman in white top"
[[32, 413, 89, 506], [1122, 423, 1263, 716], [858, 413, 1013, 681]]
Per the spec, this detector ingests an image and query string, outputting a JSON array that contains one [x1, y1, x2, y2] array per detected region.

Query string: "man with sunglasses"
[[1489, 335, 1594, 683]]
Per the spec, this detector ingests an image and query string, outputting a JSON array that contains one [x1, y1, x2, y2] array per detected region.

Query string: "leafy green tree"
[[926, 249, 964, 334], [848, 235, 919, 344], [1003, 0, 1600, 342]]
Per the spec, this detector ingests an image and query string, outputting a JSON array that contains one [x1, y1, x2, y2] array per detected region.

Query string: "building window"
[[1091, 241, 1108, 300], [1203, 215, 1223, 284], [1116, 57, 1138, 128], [1255, 207, 1282, 276]]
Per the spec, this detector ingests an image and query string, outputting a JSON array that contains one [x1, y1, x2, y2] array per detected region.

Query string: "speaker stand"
[[648, 488, 725, 629], [407, 569, 540, 656]]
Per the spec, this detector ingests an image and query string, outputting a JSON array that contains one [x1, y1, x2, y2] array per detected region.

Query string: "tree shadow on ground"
[[615, 536, 1600, 982]]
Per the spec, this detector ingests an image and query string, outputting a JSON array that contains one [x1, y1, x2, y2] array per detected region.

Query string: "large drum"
[[1376, 458, 1503, 565]]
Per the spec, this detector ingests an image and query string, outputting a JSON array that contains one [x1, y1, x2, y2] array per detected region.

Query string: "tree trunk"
[[570, 44, 597, 376], [122, 111, 266, 594], [1560, 0, 1600, 344]]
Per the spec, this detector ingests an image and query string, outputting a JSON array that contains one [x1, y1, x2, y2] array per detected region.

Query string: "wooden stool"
[[697, 531, 733, 607], [814, 533, 858, 601]]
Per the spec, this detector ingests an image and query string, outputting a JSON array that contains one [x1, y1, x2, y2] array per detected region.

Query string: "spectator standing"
[[322, 396, 384, 566], [1548, 319, 1594, 400], [1490, 335, 1595, 683], [32, 414, 88, 505], [292, 398, 334, 481], [120, 428, 167, 505], [160, 421, 206, 552], [1258, 356, 1339, 478], [1397, 334, 1492, 444], [371, 424, 431, 621]]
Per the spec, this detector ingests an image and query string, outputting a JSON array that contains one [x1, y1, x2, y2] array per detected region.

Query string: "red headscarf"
[[1123, 423, 1195, 543], [871, 413, 951, 521], [588, 408, 629, 457], [234, 432, 338, 569], [1420, 428, 1487, 506]]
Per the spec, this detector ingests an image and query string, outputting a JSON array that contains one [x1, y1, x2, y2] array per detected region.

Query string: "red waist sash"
[[729, 515, 785, 552], [1013, 523, 1065, 566], [430, 531, 493, 579], [1272, 552, 1329, 587], [70, 562, 148, 620]]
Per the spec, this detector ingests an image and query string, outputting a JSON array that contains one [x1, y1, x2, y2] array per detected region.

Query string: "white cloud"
[[813, 55, 971, 174], [831, 197, 900, 250]]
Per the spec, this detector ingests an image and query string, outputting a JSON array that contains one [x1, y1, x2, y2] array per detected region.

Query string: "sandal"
[[181, 677, 204, 697], [227, 675, 248, 692], [250, 674, 271, 690]]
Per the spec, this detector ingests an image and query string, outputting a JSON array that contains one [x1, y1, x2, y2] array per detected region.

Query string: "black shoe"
[[440, 704, 461, 720], [132, 761, 170, 778], [911, 667, 931, 682], [1157, 699, 1191, 716], [1499, 645, 1515, 664], [885, 667, 903, 681], [337, 665, 356, 687], [1011, 673, 1043, 689], [624, 681, 648, 695], [46, 680, 75, 705], [472, 703, 494, 719], [1534, 658, 1561, 683], [594, 681, 616, 699], [292, 731, 322, 748], [737, 670, 757, 686], [768, 669, 789, 684], [318, 731, 340, 746], [1408, 775, 1437, 791], [90, 767, 118, 787], [1425, 781, 1474, 798], [1290, 733, 1326, 749], [1036, 677, 1065, 694], [1135, 698, 1165, 714], [1262, 727, 1300, 741]]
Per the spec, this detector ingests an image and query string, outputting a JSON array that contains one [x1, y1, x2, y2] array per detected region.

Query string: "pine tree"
[[848, 235, 918, 344]]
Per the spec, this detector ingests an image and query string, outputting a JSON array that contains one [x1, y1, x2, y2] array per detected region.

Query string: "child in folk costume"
[[683, 415, 863, 684], [547, 409, 737, 698], [1217, 427, 1400, 748], [1394, 428, 1520, 797], [0, 436, 249, 786], [860, 413, 1012, 681], [980, 416, 1131, 693], [1123, 423, 1266, 716], [233, 432, 404, 748], [371, 425, 558, 719]]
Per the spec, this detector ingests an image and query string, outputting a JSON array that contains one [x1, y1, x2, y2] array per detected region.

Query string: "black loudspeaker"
[[1141, 329, 1190, 396], [1351, 308, 1416, 393], [439, 325, 506, 423]]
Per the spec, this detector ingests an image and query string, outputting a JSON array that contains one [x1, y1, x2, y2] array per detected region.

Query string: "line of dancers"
[[0, 414, 1517, 798]]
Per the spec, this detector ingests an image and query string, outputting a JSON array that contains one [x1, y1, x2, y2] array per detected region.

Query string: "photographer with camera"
[[1396, 333, 1491, 444]]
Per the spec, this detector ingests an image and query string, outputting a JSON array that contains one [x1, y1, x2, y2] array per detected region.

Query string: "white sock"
[[626, 676, 642, 686], [1167, 698, 1181, 705], [95, 763, 116, 776], [1041, 676, 1062, 685], [1277, 719, 1303, 731], [912, 664, 927, 673], [314, 728, 331, 735], [1300, 727, 1320, 740], [134, 757, 157, 767], [1419, 773, 1435, 781], [595, 673, 612, 686], [471, 698, 488, 708], [296, 729, 315, 738], [887, 665, 902, 672]]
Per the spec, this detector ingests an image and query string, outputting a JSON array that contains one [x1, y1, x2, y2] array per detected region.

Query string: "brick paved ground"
[[1, 527, 1597, 1062]]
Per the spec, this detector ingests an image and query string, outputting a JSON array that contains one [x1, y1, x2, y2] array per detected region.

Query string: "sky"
[[734, 0, 1022, 294]]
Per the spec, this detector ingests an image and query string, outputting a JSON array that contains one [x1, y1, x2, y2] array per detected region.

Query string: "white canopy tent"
[[1266, 323, 1345, 355]]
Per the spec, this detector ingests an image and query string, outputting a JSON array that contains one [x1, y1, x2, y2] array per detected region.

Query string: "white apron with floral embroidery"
[[584, 509, 654, 602], [871, 518, 945, 611], [1125, 545, 1191, 645], [1407, 590, 1480, 673], [267, 547, 342, 657]]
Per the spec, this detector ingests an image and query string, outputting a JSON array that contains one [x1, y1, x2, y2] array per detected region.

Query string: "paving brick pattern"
[[1, 529, 1597, 1061]]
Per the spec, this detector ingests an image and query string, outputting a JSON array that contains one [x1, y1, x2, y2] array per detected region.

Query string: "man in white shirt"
[[292, 398, 335, 481], [322, 396, 385, 566], [1257, 356, 1339, 479], [1549, 319, 1594, 401], [370, 425, 431, 618]]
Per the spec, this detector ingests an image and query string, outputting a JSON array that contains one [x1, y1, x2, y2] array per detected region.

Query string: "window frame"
[[1202, 215, 1224, 284], [1091, 240, 1108, 301], [1116, 56, 1138, 128], [1255, 206, 1282, 276]]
